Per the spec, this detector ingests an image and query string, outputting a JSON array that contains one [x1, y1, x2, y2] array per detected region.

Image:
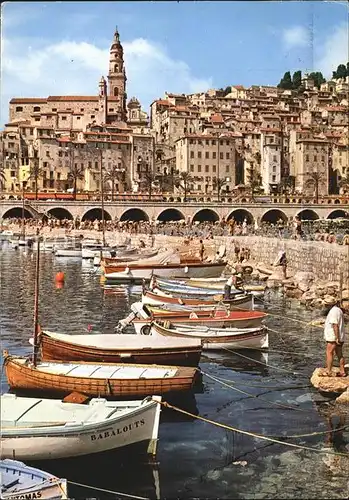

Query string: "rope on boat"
[[201, 370, 312, 413], [67, 480, 150, 499], [153, 399, 349, 457]]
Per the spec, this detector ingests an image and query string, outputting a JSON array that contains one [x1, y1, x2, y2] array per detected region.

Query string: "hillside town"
[[1, 28, 348, 200]]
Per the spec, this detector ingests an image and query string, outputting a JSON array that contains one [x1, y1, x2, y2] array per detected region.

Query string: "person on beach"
[[323, 300, 346, 377], [199, 240, 205, 261]]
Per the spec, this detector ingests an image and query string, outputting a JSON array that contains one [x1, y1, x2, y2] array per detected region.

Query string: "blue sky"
[[1, 1, 348, 127]]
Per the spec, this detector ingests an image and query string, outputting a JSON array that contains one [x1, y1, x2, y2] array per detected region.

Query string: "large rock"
[[336, 388, 349, 404], [310, 367, 349, 394], [293, 271, 315, 290], [298, 281, 310, 292], [284, 286, 303, 299], [323, 294, 338, 306]]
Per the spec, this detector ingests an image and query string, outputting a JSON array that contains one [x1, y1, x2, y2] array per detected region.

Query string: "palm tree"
[[338, 172, 349, 194], [142, 168, 156, 200], [67, 162, 85, 200], [104, 164, 125, 200], [277, 175, 296, 194], [213, 177, 228, 201], [28, 160, 44, 200], [0, 166, 6, 193], [246, 163, 262, 200], [305, 171, 326, 203], [176, 172, 193, 202]]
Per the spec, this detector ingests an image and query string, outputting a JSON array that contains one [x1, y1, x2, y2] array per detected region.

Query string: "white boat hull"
[[54, 249, 82, 257], [150, 323, 268, 350], [1, 459, 67, 499], [1, 396, 161, 461], [105, 264, 226, 281]]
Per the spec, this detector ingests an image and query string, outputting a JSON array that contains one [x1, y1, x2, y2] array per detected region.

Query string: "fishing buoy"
[[55, 272, 65, 283]]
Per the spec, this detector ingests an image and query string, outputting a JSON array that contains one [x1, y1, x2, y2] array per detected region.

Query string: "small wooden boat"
[[142, 289, 253, 310], [1, 393, 161, 461], [104, 262, 227, 281], [154, 282, 243, 297], [0, 459, 68, 499], [131, 308, 267, 334], [150, 321, 269, 350], [3, 353, 198, 398], [155, 276, 266, 296], [35, 331, 202, 366]]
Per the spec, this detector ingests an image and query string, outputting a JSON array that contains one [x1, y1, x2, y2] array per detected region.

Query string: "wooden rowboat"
[[35, 331, 202, 366], [150, 321, 269, 350], [1, 459, 68, 499], [142, 289, 253, 310], [3, 353, 198, 398], [1, 393, 161, 461]]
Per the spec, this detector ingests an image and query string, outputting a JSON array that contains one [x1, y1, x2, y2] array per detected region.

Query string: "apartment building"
[[175, 134, 237, 194]]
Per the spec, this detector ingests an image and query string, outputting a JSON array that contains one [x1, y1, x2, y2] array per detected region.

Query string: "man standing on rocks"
[[323, 300, 347, 377]]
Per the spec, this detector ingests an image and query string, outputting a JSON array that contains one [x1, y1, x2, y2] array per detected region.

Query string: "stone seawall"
[[132, 234, 349, 283]]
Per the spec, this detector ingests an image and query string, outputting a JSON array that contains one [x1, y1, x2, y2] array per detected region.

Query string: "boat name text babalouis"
[[90, 419, 145, 441], [7, 493, 42, 499]]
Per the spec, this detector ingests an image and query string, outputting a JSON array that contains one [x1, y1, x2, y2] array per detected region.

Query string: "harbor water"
[[1, 242, 348, 499]]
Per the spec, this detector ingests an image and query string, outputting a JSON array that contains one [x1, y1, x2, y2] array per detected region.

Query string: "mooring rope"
[[153, 399, 349, 458], [67, 480, 150, 499], [220, 346, 303, 375], [201, 370, 312, 413]]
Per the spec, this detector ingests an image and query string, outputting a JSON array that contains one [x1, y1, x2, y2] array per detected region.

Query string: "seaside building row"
[[1, 28, 348, 199]]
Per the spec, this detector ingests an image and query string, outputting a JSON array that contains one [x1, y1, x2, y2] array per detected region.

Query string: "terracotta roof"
[[325, 106, 348, 112], [57, 137, 72, 143], [176, 134, 235, 141], [211, 114, 224, 123], [10, 98, 47, 104], [86, 138, 129, 145], [260, 128, 281, 133], [47, 96, 98, 102], [232, 85, 245, 90], [297, 138, 329, 143], [155, 99, 174, 106]]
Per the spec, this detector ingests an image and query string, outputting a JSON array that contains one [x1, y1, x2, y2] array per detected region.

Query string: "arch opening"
[[2, 208, 33, 219], [192, 209, 219, 223], [297, 209, 319, 221], [327, 209, 348, 220], [227, 209, 254, 224], [120, 209, 149, 222], [261, 209, 288, 224], [47, 208, 74, 220], [157, 208, 185, 222], [81, 209, 112, 222]]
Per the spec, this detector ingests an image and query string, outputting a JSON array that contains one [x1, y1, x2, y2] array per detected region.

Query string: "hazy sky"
[[1, 1, 348, 126]]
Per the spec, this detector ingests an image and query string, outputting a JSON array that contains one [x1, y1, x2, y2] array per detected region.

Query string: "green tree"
[[305, 171, 326, 203], [333, 64, 347, 79], [104, 163, 125, 200], [308, 71, 326, 88], [278, 71, 293, 89], [67, 162, 85, 200], [338, 171, 349, 194], [292, 70, 302, 89], [277, 175, 296, 194], [176, 172, 193, 202], [213, 177, 228, 201], [0, 166, 6, 192], [28, 160, 44, 200], [223, 86, 232, 96]]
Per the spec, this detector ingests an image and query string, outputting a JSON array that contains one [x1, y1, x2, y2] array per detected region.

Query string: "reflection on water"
[[1, 243, 348, 499]]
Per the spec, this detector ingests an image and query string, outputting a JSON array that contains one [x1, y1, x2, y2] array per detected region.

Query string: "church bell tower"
[[107, 27, 127, 122]]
